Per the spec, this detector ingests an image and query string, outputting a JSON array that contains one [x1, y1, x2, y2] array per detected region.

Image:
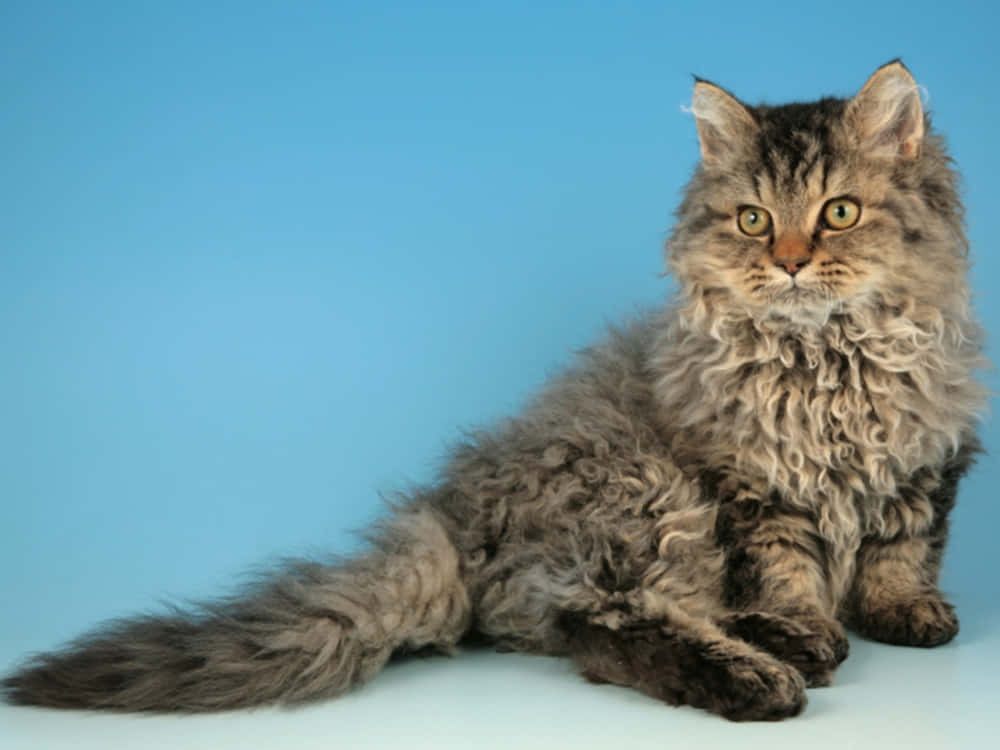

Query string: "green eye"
[[737, 206, 772, 236], [823, 198, 861, 230]]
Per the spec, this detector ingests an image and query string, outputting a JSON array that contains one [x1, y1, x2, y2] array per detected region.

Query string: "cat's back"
[[463, 308, 670, 470], [431, 308, 687, 542]]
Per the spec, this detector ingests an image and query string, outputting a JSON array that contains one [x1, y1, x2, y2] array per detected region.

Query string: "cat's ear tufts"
[[690, 80, 757, 165], [847, 60, 924, 160]]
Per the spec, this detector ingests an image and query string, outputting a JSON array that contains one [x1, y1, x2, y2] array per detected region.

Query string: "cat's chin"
[[773, 285, 829, 305], [750, 285, 841, 326]]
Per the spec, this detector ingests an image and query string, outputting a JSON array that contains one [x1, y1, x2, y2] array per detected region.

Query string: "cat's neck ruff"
[[653, 287, 985, 499]]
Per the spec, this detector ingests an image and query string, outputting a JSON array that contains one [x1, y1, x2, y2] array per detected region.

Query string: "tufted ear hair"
[[846, 60, 924, 160], [690, 79, 758, 165]]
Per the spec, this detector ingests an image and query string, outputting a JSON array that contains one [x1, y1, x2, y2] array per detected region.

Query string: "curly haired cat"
[[3, 60, 985, 721]]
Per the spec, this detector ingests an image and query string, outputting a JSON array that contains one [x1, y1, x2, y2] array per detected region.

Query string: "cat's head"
[[668, 61, 968, 327]]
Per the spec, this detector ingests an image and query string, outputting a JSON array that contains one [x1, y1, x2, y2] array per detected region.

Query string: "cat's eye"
[[737, 206, 772, 237], [822, 198, 861, 230]]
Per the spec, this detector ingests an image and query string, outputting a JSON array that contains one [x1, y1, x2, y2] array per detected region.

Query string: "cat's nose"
[[776, 256, 811, 275], [772, 234, 812, 276]]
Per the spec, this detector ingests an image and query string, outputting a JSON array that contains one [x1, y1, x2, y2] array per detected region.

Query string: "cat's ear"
[[847, 60, 924, 160], [690, 80, 758, 165]]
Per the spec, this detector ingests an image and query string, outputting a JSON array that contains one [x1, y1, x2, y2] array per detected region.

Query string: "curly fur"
[[3, 60, 986, 721]]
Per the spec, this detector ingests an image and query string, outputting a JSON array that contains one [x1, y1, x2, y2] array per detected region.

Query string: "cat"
[[3, 60, 986, 722]]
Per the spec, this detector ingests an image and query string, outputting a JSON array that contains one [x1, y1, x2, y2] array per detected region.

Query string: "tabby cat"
[[3, 60, 985, 721]]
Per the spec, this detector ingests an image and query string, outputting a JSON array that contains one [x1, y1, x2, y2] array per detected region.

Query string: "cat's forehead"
[[719, 97, 885, 212], [753, 98, 847, 150], [751, 99, 848, 193]]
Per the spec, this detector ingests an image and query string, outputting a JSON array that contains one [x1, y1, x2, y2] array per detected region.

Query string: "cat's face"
[[669, 62, 967, 325]]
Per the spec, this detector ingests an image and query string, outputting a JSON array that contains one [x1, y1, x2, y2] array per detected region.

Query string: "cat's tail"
[[2, 505, 471, 712]]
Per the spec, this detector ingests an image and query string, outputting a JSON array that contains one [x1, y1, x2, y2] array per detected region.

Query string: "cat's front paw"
[[801, 615, 850, 666], [713, 650, 808, 721], [720, 611, 847, 687], [854, 595, 958, 647]]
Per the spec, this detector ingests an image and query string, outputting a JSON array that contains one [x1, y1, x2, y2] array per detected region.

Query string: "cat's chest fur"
[[656, 305, 980, 543], [651, 305, 980, 608]]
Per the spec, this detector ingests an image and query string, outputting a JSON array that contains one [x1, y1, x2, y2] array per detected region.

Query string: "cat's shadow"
[[830, 634, 878, 687], [949, 595, 1000, 646], [834, 594, 999, 688]]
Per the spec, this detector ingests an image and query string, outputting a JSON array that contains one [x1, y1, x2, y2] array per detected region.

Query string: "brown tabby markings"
[[3, 61, 985, 721]]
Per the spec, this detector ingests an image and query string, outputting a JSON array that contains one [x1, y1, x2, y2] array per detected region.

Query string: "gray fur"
[[3, 61, 985, 720], [3, 507, 470, 711]]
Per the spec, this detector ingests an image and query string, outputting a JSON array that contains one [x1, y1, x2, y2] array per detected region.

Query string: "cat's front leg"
[[847, 444, 976, 648], [715, 490, 848, 686], [848, 536, 958, 647]]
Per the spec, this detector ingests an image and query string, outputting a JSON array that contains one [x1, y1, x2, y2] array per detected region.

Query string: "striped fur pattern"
[[4, 61, 985, 720]]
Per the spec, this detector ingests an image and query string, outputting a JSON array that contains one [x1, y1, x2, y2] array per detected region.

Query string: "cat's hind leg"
[[718, 610, 847, 687], [560, 604, 807, 721]]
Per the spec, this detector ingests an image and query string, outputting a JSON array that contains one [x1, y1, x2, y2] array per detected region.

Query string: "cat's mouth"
[[768, 279, 836, 309], [744, 265, 851, 315]]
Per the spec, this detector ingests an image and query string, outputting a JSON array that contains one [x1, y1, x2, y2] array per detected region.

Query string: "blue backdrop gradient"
[[1, 2, 998, 746]]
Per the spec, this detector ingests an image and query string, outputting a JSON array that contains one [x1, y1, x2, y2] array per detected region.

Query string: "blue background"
[[2, 2, 998, 746]]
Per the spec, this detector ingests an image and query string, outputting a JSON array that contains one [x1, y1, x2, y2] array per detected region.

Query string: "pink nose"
[[776, 256, 810, 275], [772, 234, 812, 276]]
